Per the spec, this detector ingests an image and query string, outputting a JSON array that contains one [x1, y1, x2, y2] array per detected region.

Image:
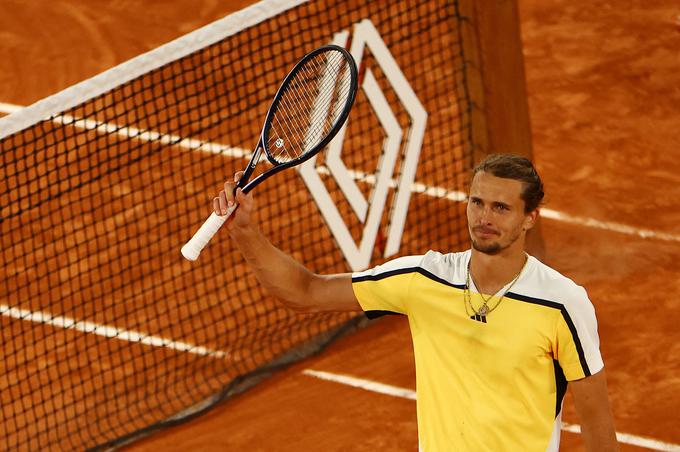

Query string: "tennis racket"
[[181, 45, 358, 261]]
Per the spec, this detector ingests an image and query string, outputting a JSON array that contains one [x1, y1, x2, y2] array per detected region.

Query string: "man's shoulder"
[[519, 256, 591, 307], [352, 253, 426, 280], [421, 249, 469, 268], [353, 250, 468, 285], [417, 249, 469, 285]]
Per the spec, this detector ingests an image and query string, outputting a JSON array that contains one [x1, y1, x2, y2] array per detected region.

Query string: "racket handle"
[[181, 205, 237, 261]]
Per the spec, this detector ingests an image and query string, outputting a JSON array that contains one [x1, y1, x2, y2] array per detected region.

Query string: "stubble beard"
[[471, 238, 502, 255], [470, 227, 523, 256]]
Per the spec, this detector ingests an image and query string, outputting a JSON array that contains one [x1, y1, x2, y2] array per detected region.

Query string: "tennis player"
[[215, 154, 619, 451]]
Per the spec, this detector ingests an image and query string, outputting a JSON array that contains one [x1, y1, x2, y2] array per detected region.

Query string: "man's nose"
[[478, 206, 493, 224]]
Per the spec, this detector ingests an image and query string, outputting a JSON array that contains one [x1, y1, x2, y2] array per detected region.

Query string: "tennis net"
[[0, 0, 474, 449]]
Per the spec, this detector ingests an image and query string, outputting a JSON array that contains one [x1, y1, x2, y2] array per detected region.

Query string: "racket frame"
[[236, 44, 358, 195]]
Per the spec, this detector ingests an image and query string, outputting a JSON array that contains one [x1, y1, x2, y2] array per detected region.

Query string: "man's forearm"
[[570, 371, 620, 452], [581, 424, 619, 452], [229, 224, 315, 309]]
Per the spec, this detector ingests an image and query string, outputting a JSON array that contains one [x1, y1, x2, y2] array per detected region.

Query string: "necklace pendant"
[[478, 305, 489, 316]]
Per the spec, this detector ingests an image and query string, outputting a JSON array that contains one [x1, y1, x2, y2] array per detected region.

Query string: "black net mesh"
[[0, 0, 474, 449]]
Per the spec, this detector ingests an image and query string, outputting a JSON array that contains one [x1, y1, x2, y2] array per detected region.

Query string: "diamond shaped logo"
[[299, 19, 427, 271]]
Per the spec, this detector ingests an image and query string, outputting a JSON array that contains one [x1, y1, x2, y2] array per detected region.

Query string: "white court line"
[[540, 208, 680, 242], [0, 304, 229, 359], [0, 101, 261, 160], [304, 368, 417, 400], [303, 369, 680, 451], [56, 112, 252, 160]]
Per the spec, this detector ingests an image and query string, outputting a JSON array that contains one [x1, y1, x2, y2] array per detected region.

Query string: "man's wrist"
[[228, 222, 261, 242]]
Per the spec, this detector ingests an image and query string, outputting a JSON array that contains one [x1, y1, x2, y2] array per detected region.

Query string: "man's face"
[[466, 171, 536, 255]]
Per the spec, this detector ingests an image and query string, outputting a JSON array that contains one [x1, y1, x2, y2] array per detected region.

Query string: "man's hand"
[[212, 171, 254, 231]]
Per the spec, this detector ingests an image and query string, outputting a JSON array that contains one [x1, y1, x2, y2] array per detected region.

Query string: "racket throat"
[[249, 146, 263, 169], [238, 146, 263, 191]]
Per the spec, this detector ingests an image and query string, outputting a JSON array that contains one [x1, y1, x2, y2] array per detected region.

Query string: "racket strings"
[[300, 53, 352, 144], [291, 66, 351, 154], [279, 55, 337, 128], [273, 65, 338, 154], [267, 50, 353, 164]]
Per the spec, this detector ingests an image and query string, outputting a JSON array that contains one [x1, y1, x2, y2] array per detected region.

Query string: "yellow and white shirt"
[[352, 250, 603, 452]]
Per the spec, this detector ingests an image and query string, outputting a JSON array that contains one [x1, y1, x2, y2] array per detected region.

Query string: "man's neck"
[[469, 246, 528, 295]]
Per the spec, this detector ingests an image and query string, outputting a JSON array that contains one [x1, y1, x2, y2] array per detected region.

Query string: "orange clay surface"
[[1, 0, 678, 451]]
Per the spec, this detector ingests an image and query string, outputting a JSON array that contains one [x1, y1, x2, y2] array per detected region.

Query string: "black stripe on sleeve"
[[505, 292, 592, 377], [353, 267, 465, 290], [365, 310, 403, 320], [352, 267, 419, 283], [354, 266, 465, 320]]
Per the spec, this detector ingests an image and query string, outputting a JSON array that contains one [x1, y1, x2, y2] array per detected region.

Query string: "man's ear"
[[523, 209, 539, 231]]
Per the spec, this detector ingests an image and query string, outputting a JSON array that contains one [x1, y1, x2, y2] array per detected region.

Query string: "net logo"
[[299, 19, 427, 272]]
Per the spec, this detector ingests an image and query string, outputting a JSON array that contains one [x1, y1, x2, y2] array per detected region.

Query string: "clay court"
[[1, 0, 679, 451]]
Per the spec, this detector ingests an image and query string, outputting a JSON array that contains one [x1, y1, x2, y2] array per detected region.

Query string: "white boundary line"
[[304, 369, 417, 400], [540, 208, 680, 242], [0, 304, 229, 359], [303, 369, 680, 451]]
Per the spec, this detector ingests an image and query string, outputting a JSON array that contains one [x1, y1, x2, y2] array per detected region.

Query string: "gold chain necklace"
[[464, 254, 528, 319]]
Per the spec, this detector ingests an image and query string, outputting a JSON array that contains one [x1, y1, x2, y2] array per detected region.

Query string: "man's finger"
[[218, 190, 228, 215], [235, 188, 249, 206], [224, 180, 237, 205]]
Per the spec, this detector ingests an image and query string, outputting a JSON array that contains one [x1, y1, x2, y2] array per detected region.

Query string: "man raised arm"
[[214, 171, 360, 313]]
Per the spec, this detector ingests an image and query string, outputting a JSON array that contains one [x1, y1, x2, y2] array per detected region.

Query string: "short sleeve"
[[351, 255, 423, 317], [554, 286, 604, 380]]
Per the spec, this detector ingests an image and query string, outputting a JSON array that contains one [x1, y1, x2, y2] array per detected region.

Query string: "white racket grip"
[[181, 204, 237, 261]]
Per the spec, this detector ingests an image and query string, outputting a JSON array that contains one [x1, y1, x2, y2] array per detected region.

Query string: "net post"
[[458, 0, 545, 259]]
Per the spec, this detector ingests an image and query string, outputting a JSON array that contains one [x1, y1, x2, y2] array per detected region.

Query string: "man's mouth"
[[473, 227, 499, 238]]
